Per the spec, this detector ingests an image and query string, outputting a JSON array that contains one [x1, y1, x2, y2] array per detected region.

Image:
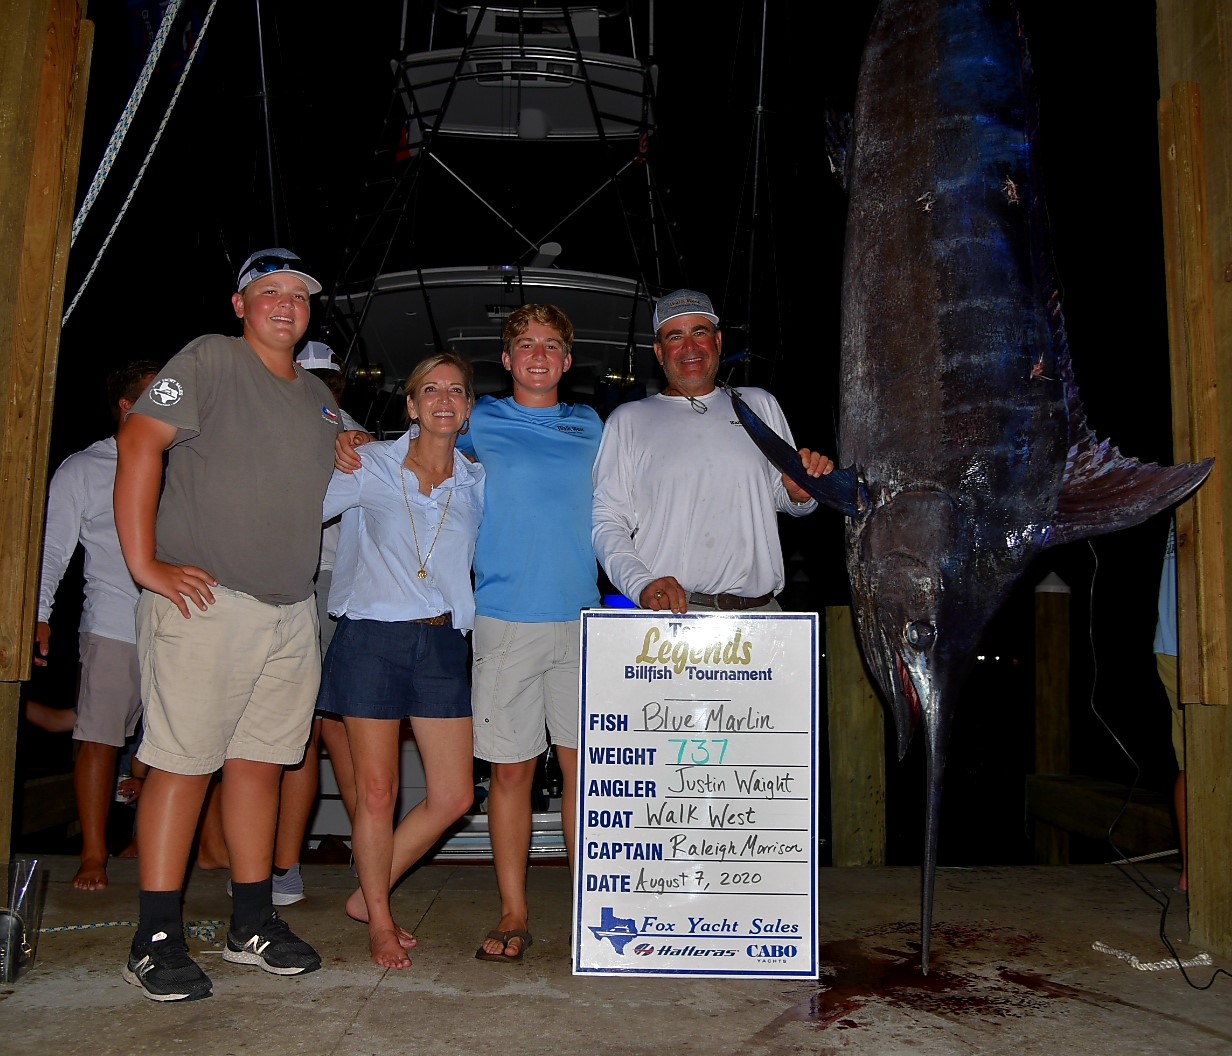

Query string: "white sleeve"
[[591, 412, 656, 602], [38, 455, 87, 623], [322, 464, 364, 523]]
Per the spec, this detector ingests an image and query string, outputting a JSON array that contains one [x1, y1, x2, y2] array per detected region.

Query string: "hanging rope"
[[70, 0, 183, 246], [63, 0, 220, 326]]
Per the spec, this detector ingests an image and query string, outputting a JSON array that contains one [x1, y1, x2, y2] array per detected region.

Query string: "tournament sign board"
[[573, 610, 819, 978]]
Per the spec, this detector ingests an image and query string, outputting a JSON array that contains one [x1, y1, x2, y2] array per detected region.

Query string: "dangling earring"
[[459, 417, 470, 435]]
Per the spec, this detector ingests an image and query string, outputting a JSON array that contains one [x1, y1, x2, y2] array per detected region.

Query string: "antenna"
[[255, 0, 280, 244], [742, 0, 770, 386]]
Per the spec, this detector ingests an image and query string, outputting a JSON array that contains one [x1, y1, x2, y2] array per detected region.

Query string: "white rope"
[[1105, 848, 1180, 865], [70, 0, 183, 246], [42, 919, 225, 942], [1092, 940, 1213, 972], [63, 0, 221, 326]]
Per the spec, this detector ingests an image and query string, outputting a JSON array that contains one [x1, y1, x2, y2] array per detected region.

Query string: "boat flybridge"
[[320, 0, 681, 433]]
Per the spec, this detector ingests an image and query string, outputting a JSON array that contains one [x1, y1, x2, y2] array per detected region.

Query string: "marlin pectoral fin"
[[730, 389, 865, 517], [1049, 430, 1213, 547]]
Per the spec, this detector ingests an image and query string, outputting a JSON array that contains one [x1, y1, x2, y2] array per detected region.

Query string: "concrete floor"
[[1, 855, 1230, 1055]]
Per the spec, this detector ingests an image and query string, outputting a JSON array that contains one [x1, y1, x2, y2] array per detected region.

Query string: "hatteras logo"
[[148, 378, 184, 406], [634, 944, 655, 956]]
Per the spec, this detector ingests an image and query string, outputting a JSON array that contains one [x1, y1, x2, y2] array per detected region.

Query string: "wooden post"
[[1163, 84, 1228, 708], [1032, 573, 1070, 864], [0, 0, 91, 863], [1154, 61, 1232, 955], [825, 605, 885, 866]]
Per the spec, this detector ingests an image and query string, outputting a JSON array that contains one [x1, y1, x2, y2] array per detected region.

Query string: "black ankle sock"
[[136, 890, 183, 945], [230, 878, 273, 932]]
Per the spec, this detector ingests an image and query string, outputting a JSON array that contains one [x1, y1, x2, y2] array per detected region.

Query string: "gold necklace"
[[400, 463, 454, 579]]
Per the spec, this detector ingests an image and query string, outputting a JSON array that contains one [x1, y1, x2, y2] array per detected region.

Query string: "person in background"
[[592, 288, 833, 614], [114, 248, 338, 1002], [319, 351, 484, 969], [1154, 519, 1188, 894], [36, 360, 160, 890]]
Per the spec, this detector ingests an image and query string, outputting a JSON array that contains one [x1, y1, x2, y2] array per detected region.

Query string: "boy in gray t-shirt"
[[114, 248, 338, 1002]]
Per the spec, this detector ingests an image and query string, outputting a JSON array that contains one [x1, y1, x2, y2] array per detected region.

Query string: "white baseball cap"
[[236, 247, 322, 294], [296, 341, 340, 372]]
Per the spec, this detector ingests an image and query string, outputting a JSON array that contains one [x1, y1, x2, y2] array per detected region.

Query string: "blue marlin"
[[733, 0, 1212, 971]]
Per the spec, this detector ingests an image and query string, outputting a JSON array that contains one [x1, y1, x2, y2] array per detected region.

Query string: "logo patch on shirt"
[[148, 378, 184, 406], [322, 406, 339, 426]]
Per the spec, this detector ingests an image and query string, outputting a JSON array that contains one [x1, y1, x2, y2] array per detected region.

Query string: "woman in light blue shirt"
[[317, 351, 484, 970]]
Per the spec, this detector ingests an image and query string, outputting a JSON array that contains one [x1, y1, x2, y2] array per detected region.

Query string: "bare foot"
[[370, 925, 413, 969], [481, 915, 530, 958], [72, 859, 109, 891], [345, 889, 416, 949], [117, 839, 138, 859]]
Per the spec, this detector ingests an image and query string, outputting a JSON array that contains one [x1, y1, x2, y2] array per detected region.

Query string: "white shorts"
[[471, 616, 581, 763]]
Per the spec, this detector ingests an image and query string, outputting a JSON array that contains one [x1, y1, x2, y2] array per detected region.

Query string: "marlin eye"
[[906, 621, 935, 650]]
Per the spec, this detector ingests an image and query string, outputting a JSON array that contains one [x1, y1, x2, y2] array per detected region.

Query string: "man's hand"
[[133, 560, 218, 619], [115, 773, 144, 804], [639, 576, 689, 614], [783, 448, 835, 505], [335, 429, 373, 473], [34, 621, 51, 667]]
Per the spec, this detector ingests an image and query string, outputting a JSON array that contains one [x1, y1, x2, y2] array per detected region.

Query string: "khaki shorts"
[[471, 616, 581, 763], [1155, 652, 1185, 769], [135, 587, 320, 775], [73, 632, 142, 747]]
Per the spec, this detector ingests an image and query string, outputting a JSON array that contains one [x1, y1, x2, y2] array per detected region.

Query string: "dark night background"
[[29, 1, 1180, 868]]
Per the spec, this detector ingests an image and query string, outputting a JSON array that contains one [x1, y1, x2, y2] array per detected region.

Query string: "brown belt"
[[411, 612, 452, 626], [688, 592, 774, 611]]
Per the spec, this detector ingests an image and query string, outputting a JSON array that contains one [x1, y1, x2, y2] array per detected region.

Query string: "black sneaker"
[[123, 931, 213, 1002], [223, 910, 321, 975]]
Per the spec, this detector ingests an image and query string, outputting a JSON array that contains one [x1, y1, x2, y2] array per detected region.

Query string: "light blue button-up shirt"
[[323, 430, 484, 631]]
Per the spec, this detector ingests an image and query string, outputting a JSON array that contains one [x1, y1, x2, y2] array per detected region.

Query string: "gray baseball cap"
[[652, 288, 719, 332]]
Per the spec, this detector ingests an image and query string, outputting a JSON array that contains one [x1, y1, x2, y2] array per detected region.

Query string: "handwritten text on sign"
[[573, 611, 819, 978]]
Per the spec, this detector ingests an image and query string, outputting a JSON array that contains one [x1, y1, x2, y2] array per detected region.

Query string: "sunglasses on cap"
[[238, 252, 321, 294], [243, 254, 303, 278]]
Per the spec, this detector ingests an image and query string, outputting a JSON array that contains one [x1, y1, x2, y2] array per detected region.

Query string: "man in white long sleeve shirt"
[[37, 360, 160, 890], [592, 289, 834, 613]]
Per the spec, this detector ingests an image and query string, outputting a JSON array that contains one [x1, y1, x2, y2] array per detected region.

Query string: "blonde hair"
[[502, 304, 574, 354], [403, 352, 475, 423]]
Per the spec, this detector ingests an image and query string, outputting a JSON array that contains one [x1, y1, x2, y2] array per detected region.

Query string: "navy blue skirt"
[[317, 616, 472, 720]]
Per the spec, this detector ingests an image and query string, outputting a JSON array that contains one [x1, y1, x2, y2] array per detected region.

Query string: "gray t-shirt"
[[135, 334, 339, 604]]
